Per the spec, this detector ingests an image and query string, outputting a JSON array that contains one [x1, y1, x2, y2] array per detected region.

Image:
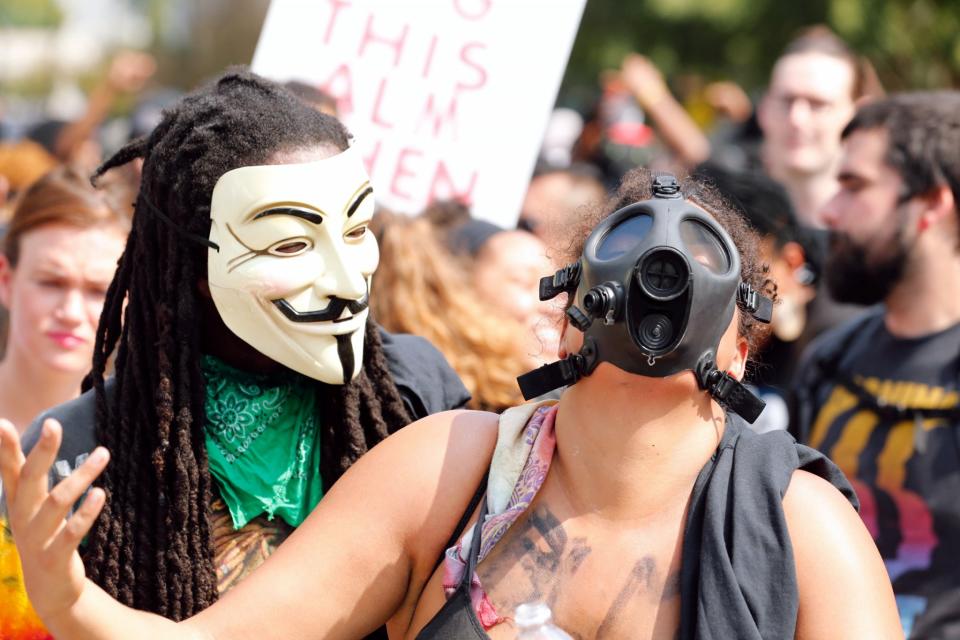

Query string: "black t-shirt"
[[793, 309, 960, 639]]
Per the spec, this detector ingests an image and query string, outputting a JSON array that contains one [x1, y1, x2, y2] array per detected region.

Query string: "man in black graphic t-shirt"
[[792, 91, 960, 638]]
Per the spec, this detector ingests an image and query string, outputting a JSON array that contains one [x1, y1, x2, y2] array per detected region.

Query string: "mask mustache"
[[272, 292, 369, 323]]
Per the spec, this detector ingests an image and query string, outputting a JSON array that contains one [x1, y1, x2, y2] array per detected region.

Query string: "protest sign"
[[252, 0, 585, 226]]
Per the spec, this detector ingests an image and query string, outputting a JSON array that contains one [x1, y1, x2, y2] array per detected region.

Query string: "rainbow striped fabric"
[[0, 517, 52, 640]]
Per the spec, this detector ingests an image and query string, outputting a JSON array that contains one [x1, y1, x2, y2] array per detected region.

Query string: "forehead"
[[770, 52, 855, 102], [483, 230, 548, 267], [840, 128, 893, 176], [210, 147, 371, 220], [17, 223, 124, 274]]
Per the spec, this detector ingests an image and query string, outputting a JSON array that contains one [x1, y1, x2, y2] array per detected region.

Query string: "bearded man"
[[791, 91, 960, 639]]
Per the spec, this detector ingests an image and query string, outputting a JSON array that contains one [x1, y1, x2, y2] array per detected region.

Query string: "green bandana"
[[202, 355, 323, 530]]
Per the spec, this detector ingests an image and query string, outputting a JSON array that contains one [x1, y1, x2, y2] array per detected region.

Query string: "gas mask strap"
[[517, 354, 585, 400], [695, 354, 766, 424], [736, 282, 773, 324], [517, 337, 601, 400], [539, 263, 581, 301]]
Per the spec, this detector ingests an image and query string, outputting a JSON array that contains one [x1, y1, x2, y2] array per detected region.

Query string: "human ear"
[[727, 336, 749, 381], [557, 314, 571, 359], [780, 241, 807, 271], [916, 185, 955, 233]]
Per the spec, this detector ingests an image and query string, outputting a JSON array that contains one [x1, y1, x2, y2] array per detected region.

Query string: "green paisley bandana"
[[202, 355, 323, 530]]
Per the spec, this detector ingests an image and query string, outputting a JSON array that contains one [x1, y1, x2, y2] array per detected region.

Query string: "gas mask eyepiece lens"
[[596, 214, 654, 260], [679, 219, 730, 273]]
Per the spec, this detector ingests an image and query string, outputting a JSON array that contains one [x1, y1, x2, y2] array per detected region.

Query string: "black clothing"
[[416, 498, 491, 640], [415, 416, 854, 639], [679, 416, 854, 639], [792, 308, 960, 639]]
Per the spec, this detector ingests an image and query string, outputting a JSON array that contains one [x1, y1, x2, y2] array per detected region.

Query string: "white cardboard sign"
[[252, 0, 585, 227]]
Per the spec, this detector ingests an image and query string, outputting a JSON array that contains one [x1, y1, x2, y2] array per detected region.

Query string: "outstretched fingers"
[[0, 418, 26, 502], [32, 446, 110, 547], [0, 419, 112, 627], [0, 417, 110, 559], [49, 487, 106, 561], [10, 419, 64, 525]]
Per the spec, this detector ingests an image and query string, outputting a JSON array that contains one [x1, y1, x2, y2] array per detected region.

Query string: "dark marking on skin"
[[527, 507, 567, 573], [475, 500, 682, 638], [478, 505, 592, 611], [595, 557, 656, 639], [519, 507, 572, 606], [567, 538, 591, 575], [660, 571, 681, 602]]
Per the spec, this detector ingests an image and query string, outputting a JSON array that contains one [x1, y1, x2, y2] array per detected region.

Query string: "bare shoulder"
[[783, 470, 903, 639], [320, 408, 501, 556], [376, 409, 501, 457], [349, 409, 501, 498], [210, 409, 502, 638], [782, 469, 860, 531]]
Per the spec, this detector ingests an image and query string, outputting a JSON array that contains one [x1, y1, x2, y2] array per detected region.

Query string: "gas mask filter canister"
[[517, 174, 773, 423]]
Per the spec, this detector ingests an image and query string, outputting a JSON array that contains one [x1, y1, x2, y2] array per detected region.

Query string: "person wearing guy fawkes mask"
[[7, 70, 468, 639], [0, 168, 902, 639], [791, 92, 960, 639]]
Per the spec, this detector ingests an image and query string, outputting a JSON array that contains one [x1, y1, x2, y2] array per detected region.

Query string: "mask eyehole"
[[268, 238, 313, 256], [344, 225, 368, 241]]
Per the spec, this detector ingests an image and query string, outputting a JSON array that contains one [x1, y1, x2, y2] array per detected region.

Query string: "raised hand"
[[0, 418, 110, 625], [620, 53, 669, 108]]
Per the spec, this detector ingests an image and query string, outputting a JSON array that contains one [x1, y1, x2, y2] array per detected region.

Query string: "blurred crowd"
[[1, 22, 959, 639]]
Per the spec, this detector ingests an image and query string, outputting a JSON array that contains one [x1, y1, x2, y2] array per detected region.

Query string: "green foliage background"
[[2, 0, 959, 106], [561, 0, 960, 102]]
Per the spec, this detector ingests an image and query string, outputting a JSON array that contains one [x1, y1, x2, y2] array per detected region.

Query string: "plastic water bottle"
[[515, 602, 574, 639]]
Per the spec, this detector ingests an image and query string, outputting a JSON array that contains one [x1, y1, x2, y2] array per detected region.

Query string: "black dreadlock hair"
[[87, 68, 411, 618]]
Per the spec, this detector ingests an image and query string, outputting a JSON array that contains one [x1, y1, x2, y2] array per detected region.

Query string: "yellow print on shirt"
[[0, 516, 53, 639], [810, 376, 957, 582]]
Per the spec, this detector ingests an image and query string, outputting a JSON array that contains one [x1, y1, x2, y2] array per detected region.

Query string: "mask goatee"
[[336, 332, 356, 383]]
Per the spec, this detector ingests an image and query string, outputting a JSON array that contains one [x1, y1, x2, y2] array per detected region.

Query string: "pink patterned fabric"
[[441, 404, 558, 629]]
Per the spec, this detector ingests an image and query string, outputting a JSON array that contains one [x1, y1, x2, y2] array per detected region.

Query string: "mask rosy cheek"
[[235, 275, 305, 298]]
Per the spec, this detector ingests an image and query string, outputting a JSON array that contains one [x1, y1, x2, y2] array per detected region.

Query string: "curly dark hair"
[[555, 167, 775, 362], [87, 68, 410, 619]]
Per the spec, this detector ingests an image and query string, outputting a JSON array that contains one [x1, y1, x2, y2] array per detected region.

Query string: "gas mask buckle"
[[736, 282, 773, 324], [539, 262, 581, 301]]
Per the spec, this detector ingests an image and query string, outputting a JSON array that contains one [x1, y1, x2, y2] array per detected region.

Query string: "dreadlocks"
[[86, 68, 411, 619]]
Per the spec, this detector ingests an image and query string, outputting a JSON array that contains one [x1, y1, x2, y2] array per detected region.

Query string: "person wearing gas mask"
[[0, 69, 469, 635], [792, 91, 960, 639], [0, 170, 901, 639]]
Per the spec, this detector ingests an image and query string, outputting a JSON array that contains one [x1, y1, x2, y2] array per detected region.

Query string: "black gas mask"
[[517, 174, 773, 423]]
